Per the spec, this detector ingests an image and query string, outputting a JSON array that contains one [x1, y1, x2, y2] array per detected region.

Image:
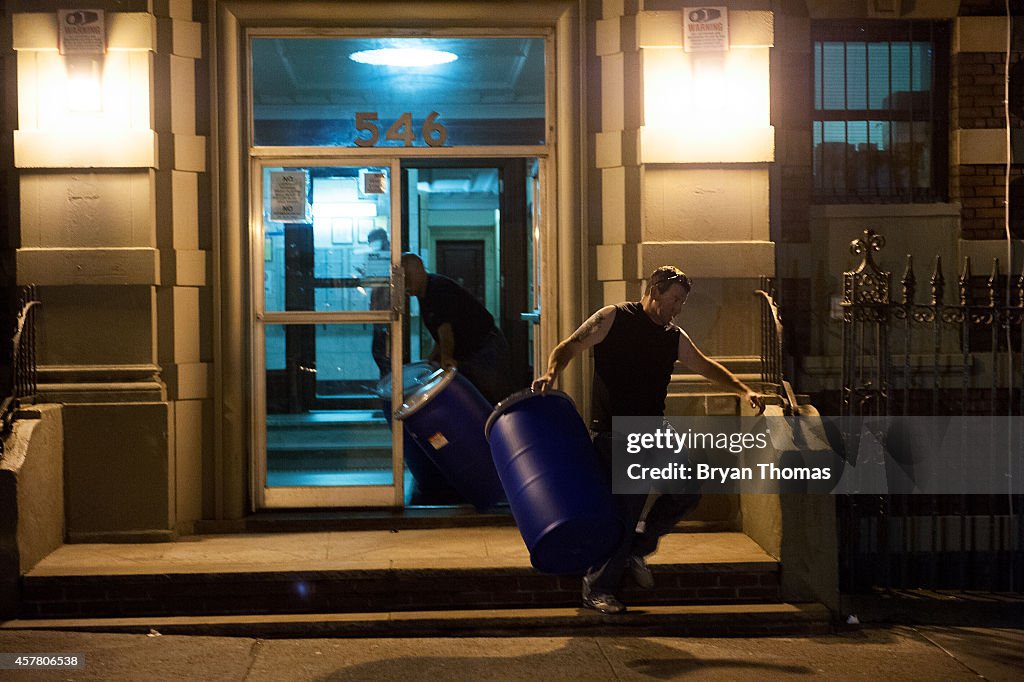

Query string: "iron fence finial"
[[930, 255, 945, 306], [900, 255, 916, 305], [850, 229, 885, 274]]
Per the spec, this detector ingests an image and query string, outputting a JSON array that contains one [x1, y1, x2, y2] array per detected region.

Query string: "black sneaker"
[[581, 592, 626, 614], [627, 555, 655, 589]]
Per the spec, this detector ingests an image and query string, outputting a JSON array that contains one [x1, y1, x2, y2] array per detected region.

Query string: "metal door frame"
[[250, 157, 405, 509]]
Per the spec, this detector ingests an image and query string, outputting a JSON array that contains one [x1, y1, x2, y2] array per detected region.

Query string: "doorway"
[[403, 159, 537, 390], [252, 157, 539, 510]]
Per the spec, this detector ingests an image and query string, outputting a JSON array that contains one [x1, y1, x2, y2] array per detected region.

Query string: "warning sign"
[[269, 171, 310, 223], [58, 10, 106, 55], [684, 6, 729, 53]]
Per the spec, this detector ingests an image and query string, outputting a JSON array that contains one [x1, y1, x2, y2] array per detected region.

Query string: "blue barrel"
[[376, 363, 463, 504], [394, 367, 506, 511], [485, 390, 623, 575]]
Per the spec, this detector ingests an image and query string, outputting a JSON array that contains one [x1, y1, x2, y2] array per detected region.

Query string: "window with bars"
[[812, 22, 949, 203]]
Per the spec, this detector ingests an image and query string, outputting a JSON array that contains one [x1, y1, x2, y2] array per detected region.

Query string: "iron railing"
[[0, 285, 41, 454], [839, 230, 1022, 592], [756, 276, 798, 415]]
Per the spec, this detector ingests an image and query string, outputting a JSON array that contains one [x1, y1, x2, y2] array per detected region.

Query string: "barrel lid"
[[374, 361, 438, 399], [393, 366, 458, 420], [484, 388, 576, 438]]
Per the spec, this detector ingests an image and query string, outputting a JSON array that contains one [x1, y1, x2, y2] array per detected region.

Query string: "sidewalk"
[[0, 625, 1021, 680]]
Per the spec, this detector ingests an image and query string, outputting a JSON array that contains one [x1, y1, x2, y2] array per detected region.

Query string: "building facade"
[[1, 0, 1020, 598]]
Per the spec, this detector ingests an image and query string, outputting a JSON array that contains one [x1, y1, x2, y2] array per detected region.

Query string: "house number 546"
[[354, 111, 448, 147]]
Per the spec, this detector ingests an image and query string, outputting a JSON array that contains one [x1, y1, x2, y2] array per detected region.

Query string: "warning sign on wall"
[[58, 10, 106, 55], [683, 7, 729, 53]]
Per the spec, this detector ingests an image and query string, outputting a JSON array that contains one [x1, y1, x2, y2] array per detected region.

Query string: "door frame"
[[212, 1, 585, 517], [250, 157, 405, 509]]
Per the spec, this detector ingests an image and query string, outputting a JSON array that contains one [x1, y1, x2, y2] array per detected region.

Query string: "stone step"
[[2, 602, 833, 637], [17, 530, 792, 623], [18, 559, 784, 620]]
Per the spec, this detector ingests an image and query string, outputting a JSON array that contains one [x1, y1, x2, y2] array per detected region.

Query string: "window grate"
[[812, 21, 949, 203]]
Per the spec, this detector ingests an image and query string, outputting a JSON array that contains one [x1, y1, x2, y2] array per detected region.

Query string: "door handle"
[[520, 308, 540, 324], [391, 263, 405, 318]]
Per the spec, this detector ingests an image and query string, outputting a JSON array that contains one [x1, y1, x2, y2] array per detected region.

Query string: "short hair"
[[648, 266, 692, 294], [366, 228, 389, 245]]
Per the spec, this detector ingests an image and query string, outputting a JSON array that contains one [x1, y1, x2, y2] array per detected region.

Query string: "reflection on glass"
[[262, 166, 391, 314], [265, 323, 394, 488]]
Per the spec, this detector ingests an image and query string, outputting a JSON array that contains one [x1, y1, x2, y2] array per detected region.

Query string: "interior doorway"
[[402, 158, 537, 391]]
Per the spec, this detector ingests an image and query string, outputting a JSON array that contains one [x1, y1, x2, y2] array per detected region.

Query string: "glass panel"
[[845, 42, 867, 110], [821, 42, 846, 110], [867, 42, 891, 110], [252, 37, 546, 147], [403, 166, 501, 363], [262, 166, 392, 314], [265, 323, 394, 488]]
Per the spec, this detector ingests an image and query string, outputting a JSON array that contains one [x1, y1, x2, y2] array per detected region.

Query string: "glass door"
[[253, 159, 404, 508]]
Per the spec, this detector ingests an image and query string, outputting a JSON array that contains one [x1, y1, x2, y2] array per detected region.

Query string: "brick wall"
[[956, 165, 1018, 239], [953, 10, 1023, 239]]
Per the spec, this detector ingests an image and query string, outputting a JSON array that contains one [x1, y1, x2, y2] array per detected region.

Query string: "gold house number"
[[354, 111, 448, 147]]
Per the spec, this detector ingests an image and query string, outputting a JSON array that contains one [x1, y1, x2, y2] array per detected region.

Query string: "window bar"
[[865, 41, 877, 197], [927, 22, 937, 202], [913, 23, 921, 196], [813, 40, 822, 196], [844, 41, 850, 199], [888, 38, 896, 199]]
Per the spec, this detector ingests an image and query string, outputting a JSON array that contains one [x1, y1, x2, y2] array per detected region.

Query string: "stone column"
[[595, 2, 775, 383], [12, 2, 208, 540]]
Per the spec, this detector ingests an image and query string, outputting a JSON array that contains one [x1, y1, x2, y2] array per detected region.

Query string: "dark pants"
[[587, 431, 701, 596], [372, 324, 389, 378], [457, 329, 513, 405]]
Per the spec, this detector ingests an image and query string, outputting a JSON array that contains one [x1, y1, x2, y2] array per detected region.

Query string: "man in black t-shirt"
[[533, 266, 764, 615], [402, 253, 512, 404]]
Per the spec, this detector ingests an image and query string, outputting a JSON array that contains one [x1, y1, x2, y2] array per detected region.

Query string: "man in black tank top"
[[533, 266, 764, 614]]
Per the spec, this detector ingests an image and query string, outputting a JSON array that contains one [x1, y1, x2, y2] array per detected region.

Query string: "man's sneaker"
[[581, 592, 626, 614], [627, 555, 655, 589]]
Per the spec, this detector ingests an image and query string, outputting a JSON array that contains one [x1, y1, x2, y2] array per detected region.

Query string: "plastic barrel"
[[375, 363, 463, 503], [485, 390, 623, 575], [394, 367, 506, 511]]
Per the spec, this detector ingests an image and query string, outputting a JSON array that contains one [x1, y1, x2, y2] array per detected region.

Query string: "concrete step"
[[16, 529, 797, 631], [18, 559, 784, 620], [2, 602, 833, 637]]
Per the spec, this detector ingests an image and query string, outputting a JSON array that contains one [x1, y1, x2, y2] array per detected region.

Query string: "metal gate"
[[839, 229, 1023, 592]]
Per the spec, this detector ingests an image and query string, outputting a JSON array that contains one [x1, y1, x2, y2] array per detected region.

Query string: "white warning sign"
[[58, 9, 106, 55], [270, 171, 310, 223], [684, 7, 729, 53]]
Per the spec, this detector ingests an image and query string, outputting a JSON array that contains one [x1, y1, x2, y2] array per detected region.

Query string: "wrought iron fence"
[[0, 285, 41, 455], [839, 230, 1022, 592], [756, 276, 798, 414]]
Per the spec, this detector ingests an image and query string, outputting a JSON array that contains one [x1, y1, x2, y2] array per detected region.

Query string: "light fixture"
[[66, 55, 103, 112], [349, 48, 458, 67]]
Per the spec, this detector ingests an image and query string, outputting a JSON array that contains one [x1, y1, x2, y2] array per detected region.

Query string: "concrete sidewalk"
[[0, 625, 1021, 681]]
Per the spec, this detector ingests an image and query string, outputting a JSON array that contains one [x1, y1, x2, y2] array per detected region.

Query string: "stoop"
[[7, 528, 832, 636]]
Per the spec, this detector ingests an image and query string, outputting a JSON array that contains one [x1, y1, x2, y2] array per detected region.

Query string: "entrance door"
[[253, 159, 404, 508], [252, 157, 540, 510]]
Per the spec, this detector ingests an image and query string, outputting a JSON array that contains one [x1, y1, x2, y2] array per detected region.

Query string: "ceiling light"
[[349, 48, 458, 67]]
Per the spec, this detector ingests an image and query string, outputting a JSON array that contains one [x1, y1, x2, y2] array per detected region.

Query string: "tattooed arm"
[[531, 305, 616, 393]]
